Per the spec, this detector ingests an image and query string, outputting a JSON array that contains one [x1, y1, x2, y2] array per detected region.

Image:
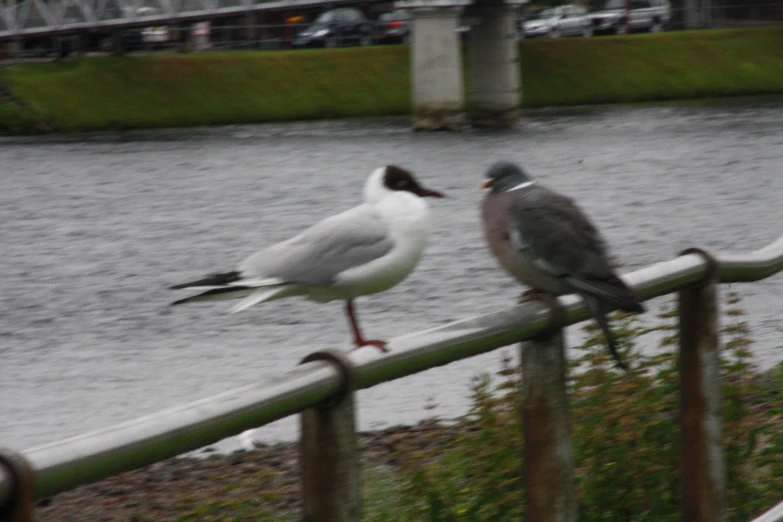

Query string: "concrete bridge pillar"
[[466, 3, 521, 127], [405, 0, 470, 131]]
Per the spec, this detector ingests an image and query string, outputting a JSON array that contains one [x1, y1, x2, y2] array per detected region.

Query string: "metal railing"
[[1, 235, 783, 521], [0, 0, 363, 41], [754, 500, 783, 522], [3, 2, 782, 60]]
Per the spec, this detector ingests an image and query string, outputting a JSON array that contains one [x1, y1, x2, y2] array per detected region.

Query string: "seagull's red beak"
[[480, 180, 492, 189], [419, 188, 446, 198]]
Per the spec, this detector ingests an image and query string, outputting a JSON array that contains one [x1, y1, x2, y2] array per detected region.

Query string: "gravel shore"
[[33, 423, 449, 521]]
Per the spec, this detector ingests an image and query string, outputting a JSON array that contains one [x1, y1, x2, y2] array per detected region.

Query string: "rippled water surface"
[[2, 100, 782, 450]]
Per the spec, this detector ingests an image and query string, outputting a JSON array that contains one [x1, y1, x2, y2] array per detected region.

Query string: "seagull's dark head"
[[481, 161, 534, 193], [382, 165, 445, 198]]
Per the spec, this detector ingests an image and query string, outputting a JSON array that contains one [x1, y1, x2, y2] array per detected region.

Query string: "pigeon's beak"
[[480, 180, 492, 189], [418, 188, 446, 198]]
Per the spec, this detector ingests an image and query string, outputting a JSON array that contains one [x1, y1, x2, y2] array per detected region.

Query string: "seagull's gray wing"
[[239, 204, 394, 286], [511, 186, 641, 311]]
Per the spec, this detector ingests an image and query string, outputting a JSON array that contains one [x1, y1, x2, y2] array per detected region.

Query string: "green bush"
[[380, 292, 783, 521], [0, 102, 43, 135]]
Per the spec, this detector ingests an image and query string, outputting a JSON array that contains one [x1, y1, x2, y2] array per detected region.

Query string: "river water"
[[1, 99, 782, 452]]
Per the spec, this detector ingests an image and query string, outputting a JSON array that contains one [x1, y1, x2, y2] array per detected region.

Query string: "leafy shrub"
[[380, 292, 783, 521], [0, 102, 43, 135]]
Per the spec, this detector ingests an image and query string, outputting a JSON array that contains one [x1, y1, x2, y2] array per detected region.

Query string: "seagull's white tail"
[[230, 285, 302, 313]]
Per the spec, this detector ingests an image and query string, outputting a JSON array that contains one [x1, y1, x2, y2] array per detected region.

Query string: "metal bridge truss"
[[0, 0, 356, 40]]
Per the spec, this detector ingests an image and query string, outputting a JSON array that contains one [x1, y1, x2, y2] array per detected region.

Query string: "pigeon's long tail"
[[584, 295, 629, 372], [566, 274, 645, 314]]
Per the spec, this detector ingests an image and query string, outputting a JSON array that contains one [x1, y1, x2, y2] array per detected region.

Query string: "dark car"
[[293, 7, 373, 48], [375, 9, 412, 44]]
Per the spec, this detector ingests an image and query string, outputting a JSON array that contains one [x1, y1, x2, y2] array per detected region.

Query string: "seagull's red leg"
[[345, 299, 388, 352]]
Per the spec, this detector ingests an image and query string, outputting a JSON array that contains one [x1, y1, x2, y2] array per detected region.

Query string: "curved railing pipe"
[[753, 500, 783, 522], [716, 236, 783, 282], [1, 363, 340, 502]]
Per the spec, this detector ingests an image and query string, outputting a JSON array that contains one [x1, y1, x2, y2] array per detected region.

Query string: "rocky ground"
[[33, 422, 451, 521]]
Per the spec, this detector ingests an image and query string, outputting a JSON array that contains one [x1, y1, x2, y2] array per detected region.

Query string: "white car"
[[136, 7, 170, 45], [521, 5, 593, 39], [589, 0, 671, 34]]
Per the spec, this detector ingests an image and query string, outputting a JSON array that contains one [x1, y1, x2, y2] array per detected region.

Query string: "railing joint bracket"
[[299, 349, 356, 407], [523, 293, 567, 340], [0, 448, 35, 522], [680, 247, 719, 286]]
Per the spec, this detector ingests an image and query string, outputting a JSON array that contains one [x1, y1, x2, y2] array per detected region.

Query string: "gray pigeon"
[[480, 161, 644, 370]]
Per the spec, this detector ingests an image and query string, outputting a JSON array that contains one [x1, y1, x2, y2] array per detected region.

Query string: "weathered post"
[[0, 449, 35, 522], [299, 350, 361, 522], [522, 328, 578, 522], [9, 38, 23, 60], [177, 24, 190, 53], [74, 33, 84, 58], [243, 12, 257, 49], [110, 29, 125, 56], [679, 249, 726, 522], [684, 0, 710, 28], [702, 0, 712, 29]]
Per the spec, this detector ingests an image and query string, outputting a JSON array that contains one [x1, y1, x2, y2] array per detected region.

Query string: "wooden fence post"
[[679, 248, 726, 522], [299, 350, 361, 522], [522, 328, 578, 522], [0, 449, 35, 522]]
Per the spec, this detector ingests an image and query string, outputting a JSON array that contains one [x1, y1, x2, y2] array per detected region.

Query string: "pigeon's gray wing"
[[239, 204, 394, 286], [511, 186, 642, 312], [511, 186, 610, 278]]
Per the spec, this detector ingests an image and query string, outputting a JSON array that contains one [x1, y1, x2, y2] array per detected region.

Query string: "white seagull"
[[170, 165, 445, 352]]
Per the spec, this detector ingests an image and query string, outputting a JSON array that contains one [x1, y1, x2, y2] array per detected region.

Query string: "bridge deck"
[[0, 0, 368, 40]]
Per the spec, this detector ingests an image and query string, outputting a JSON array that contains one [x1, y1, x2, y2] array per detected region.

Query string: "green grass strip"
[[520, 27, 783, 106], [0, 46, 409, 132], [1, 27, 782, 134]]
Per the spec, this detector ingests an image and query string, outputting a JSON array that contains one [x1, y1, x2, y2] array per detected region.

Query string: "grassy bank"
[[1, 27, 782, 134], [0, 45, 410, 133], [521, 26, 783, 106]]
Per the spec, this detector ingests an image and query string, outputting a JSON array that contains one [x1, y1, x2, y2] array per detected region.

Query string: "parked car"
[[137, 7, 170, 47], [588, 0, 671, 34], [82, 7, 171, 52], [293, 7, 373, 48], [521, 5, 593, 39], [375, 9, 412, 44]]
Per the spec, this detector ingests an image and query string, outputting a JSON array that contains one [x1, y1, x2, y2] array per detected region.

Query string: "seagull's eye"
[[395, 180, 408, 189]]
